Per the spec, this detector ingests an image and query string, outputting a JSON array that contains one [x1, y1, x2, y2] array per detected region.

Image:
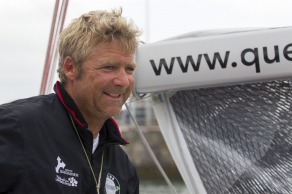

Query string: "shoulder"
[[0, 94, 66, 133], [0, 93, 58, 109], [0, 94, 61, 118]]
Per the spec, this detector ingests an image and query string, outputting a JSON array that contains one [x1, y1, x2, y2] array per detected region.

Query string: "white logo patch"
[[55, 156, 79, 187], [105, 173, 120, 194]]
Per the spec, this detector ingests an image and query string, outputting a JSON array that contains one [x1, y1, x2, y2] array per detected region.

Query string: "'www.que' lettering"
[[150, 43, 292, 76]]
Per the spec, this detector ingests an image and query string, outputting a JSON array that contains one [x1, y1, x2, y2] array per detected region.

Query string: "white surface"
[[135, 27, 292, 93]]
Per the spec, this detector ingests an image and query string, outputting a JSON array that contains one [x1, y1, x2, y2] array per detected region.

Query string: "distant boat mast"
[[40, 0, 69, 95]]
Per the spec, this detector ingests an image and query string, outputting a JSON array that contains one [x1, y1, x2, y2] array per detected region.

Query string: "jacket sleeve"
[[126, 163, 139, 194], [0, 107, 23, 192]]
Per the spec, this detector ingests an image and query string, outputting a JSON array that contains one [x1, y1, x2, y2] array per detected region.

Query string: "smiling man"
[[0, 9, 141, 194]]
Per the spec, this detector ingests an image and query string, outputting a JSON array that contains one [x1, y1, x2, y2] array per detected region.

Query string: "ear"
[[63, 56, 76, 81]]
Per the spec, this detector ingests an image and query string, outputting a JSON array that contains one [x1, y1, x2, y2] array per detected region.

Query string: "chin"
[[106, 108, 122, 117]]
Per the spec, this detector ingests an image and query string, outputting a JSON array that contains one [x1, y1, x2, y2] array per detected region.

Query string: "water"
[[140, 180, 190, 194]]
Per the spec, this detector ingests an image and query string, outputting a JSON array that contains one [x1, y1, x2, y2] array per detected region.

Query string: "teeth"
[[105, 92, 120, 97]]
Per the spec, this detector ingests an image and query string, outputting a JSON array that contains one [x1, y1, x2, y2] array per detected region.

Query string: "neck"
[[86, 116, 106, 139], [64, 83, 106, 139]]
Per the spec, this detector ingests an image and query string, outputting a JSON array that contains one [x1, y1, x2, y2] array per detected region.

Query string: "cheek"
[[128, 76, 135, 88], [125, 78, 134, 98]]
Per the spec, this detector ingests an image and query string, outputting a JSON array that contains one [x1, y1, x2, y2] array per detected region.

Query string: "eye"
[[126, 65, 136, 74], [103, 66, 116, 70]]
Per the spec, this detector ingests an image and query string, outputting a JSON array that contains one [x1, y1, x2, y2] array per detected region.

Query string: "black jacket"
[[0, 82, 139, 194]]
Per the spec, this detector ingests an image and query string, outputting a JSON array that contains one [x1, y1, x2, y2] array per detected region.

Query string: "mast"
[[40, 0, 69, 95]]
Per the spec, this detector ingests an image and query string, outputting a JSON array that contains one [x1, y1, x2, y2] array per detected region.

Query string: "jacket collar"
[[54, 81, 128, 145], [54, 81, 87, 128]]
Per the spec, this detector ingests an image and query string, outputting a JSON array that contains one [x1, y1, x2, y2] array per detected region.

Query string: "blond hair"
[[57, 8, 142, 85]]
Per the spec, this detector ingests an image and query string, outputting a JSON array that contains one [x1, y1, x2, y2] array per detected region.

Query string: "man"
[[0, 9, 141, 194]]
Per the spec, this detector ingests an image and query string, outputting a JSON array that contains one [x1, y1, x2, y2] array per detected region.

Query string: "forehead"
[[89, 42, 135, 62]]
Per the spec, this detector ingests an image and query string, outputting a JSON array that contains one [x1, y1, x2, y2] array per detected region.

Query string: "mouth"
[[104, 91, 122, 98]]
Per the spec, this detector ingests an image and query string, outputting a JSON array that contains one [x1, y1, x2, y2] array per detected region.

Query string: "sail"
[[134, 27, 292, 194]]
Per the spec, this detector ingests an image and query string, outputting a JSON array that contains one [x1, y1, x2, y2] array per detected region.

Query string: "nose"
[[113, 69, 131, 88]]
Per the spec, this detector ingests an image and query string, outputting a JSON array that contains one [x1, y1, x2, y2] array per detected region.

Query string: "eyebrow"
[[103, 60, 137, 67]]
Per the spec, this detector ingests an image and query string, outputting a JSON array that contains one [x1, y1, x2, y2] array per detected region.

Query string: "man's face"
[[71, 42, 136, 121]]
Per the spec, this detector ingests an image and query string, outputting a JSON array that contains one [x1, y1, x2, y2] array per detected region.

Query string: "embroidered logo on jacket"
[[55, 156, 79, 187], [105, 173, 120, 194]]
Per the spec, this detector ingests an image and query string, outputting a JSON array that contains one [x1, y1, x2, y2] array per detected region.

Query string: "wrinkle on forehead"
[[88, 42, 135, 59]]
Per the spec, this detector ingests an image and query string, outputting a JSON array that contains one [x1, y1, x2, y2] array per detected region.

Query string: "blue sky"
[[1, 0, 292, 104]]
